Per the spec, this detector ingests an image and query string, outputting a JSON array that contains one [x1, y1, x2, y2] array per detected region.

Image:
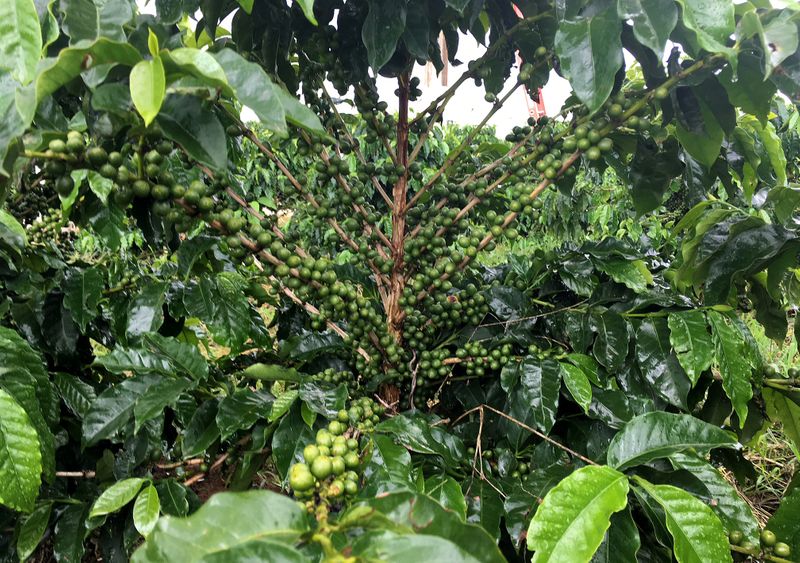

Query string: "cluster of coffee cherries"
[[527, 342, 562, 361], [26, 208, 70, 247], [288, 421, 362, 504], [456, 342, 515, 376], [729, 528, 791, 559], [310, 368, 359, 392]]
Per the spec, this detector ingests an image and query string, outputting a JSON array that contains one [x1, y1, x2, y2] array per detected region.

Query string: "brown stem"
[[386, 73, 411, 340]]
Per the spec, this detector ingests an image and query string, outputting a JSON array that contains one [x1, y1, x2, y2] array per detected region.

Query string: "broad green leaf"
[[36, 38, 140, 102], [242, 363, 303, 382], [376, 413, 466, 466], [423, 474, 467, 521], [59, 0, 132, 43], [675, 98, 723, 168], [94, 347, 173, 375], [181, 398, 219, 458], [634, 478, 732, 563], [354, 533, 487, 562], [154, 479, 189, 517], [273, 86, 324, 132], [216, 389, 273, 439], [503, 466, 573, 549], [0, 0, 41, 84], [82, 374, 162, 447], [766, 487, 800, 557], [606, 412, 736, 470], [617, 0, 676, 57], [592, 311, 629, 372], [0, 208, 26, 249], [130, 57, 165, 127], [527, 465, 629, 563], [212, 49, 285, 133], [272, 403, 314, 478], [362, 0, 408, 71], [555, 7, 623, 112], [670, 453, 759, 544], [17, 502, 51, 560], [62, 267, 104, 332], [0, 389, 41, 512], [361, 433, 414, 495], [269, 389, 299, 422], [668, 311, 713, 384], [707, 311, 753, 425], [133, 485, 160, 537], [132, 491, 310, 562], [596, 258, 653, 293], [560, 363, 592, 412], [156, 94, 227, 170], [126, 283, 167, 339], [200, 540, 306, 562], [293, 0, 316, 24], [54, 372, 96, 418], [134, 378, 195, 433], [162, 48, 229, 92], [298, 381, 347, 418], [90, 478, 146, 517], [720, 54, 776, 125], [762, 17, 798, 78], [674, 0, 736, 62], [143, 333, 208, 380], [501, 357, 561, 438], [53, 503, 89, 562], [0, 327, 57, 478], [763, 388, 800, 452], [591, 507, 640, 563], [354, 491, 505, 563], [635, 318, 691, 409]]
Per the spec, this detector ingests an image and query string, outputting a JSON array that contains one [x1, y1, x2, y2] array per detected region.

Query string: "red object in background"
[[512, 3, 547, 118]]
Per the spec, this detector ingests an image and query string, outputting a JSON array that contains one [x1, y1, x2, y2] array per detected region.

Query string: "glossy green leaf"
[[761, 17, 798, 78], [674, 0, 735, 61], [354, 491, 505, 563], [591, 506, 640, 563], [82, 374, 162, 447], [162, 48, 229, 92], [527, 465, 630, 563], [362, 433, 414, 495], [0, 389, 42, 512], [133, 485, 160, 537], [269, 389, 299, 422], [143, 333, 208, 380], [242, 363, 303, 382], [670, 453, 759, 544], [134, 378, 194, 433], [298, 382, 346, 418], [606, 412, 736, 470], [707, 311, 753, 425], [293, 0, 316, 24], [216, 389, 273, 439], [132, 491, 310, 562], [0, 0, 41, 84], [376, 413, 466, 466], [501, 357, 561, 437], [617, 0, 676, 57], [362, 0, 407, 71], [17, 502, 52, 560], [766, 486, 800, 557], [592, 311, 629, 372], [62, 267, 103, 332], [555, 7, 623, 112], [596, 258, 653, 293], [560, 362, 592, 412], [54, 372, 96, 419], [90, 477, 145, 517], [503, 466, 573, 549], [35, 39, 141, 103], [130, 57, 165, 127], [52, 502, 89, 562], [634, 478, 732, 563], [0, 327, 56, 479], [675, 98, 723, 168], [635, 318, 691, 409], [668, 311, 713, 385], [423, 474, 467, 521], [763, 388, 800, 452], [272, 403, 314, 478], [59, 0, 132, 42], [156, 94, 227, 170], [154, 480, 189, 517], [181, 398, 219, 458]]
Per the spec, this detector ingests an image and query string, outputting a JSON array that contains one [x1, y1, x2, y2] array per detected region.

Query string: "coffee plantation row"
[[1, 0, 800, 561]]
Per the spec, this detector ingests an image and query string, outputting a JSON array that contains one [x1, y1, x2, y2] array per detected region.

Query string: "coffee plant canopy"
[[1, 0, 800, 560]]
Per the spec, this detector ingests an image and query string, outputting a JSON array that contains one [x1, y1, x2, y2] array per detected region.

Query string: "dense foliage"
[[1, 0, 800, 561]]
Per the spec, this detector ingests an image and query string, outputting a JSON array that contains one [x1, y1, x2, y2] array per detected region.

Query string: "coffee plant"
[[1, 0, 800, 561]]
